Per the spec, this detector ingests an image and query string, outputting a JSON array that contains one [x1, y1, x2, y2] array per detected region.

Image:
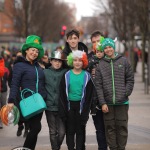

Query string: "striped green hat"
[[101, 38, 115, 51]]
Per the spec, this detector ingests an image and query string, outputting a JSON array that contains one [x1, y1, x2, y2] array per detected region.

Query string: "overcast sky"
[[63, 0, 95, 21]]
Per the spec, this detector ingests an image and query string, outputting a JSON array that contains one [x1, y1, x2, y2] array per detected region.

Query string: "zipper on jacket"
[[111, 59, 116, 104]]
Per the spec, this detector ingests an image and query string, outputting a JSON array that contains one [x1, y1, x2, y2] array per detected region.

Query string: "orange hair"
[[81, 52, 88, 69]]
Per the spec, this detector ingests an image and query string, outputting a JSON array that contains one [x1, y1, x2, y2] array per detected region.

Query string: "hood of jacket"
[[103, 54, 123, 63]]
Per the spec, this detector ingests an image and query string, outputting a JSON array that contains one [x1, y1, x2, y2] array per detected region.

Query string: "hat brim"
[[50, 57, 66, 61], [22, 43, 44, 59]]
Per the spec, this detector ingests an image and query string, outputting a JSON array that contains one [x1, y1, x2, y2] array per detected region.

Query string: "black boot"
[[23, 130, 29, 138], [17, 125, 24, 136]]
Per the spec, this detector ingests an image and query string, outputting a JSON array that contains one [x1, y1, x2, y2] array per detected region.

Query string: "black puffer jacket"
[[95, 55, 134, 105], [62, 42, 88, 59], [59, 70, 94, 125], [8, 56, 47, 104]]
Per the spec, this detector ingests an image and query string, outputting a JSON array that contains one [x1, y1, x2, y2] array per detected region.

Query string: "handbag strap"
[[35, 66, 39, 93], [20, 66, 39, 99], [21, 88, 35, 99]]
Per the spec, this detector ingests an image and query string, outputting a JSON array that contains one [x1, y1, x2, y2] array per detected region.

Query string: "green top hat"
[[21, 35, 44, 59]]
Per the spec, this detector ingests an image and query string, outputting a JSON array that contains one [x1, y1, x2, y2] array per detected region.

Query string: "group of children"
[[44, 36, 134, 150], [6, 31, 134, 150]]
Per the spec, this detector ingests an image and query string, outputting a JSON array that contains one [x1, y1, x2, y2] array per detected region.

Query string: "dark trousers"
[[66, 101, 86, 150], [103, 105, 129, 150], [23, 112, 43, 150], [18, 119, 29, 130], [45, 111, 65, 150], [92, 110, 107, 150]]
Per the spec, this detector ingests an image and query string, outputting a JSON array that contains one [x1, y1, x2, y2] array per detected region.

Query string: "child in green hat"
[[95, 37, 134, 150]]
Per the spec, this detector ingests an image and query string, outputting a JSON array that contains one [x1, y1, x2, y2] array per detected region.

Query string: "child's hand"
[[41, 55, 49, 63], [7, 103, 14, 111], [102, 104, 109, 113]]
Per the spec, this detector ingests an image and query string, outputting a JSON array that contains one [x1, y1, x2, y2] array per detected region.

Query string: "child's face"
[[51, 59, 62, 69], [104, 46, 115, 58], [73, 57, 83, 70], [96, 50, 104, 59]]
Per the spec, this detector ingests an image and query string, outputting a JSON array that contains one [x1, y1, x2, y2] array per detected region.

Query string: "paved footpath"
[[0, 62, 150, 150]]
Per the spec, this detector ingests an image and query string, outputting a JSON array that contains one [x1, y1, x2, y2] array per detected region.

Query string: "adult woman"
[[7, 35, 47, 150]]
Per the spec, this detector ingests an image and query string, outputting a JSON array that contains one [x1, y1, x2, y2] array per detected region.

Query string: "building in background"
[[0, 0, 18, 43]]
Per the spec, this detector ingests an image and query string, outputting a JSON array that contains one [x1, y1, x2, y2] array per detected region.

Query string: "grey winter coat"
[[95, 55, 134, 105]]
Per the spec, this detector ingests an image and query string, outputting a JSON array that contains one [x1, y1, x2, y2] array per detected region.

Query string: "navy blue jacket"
[[8, 57, 47, 103]]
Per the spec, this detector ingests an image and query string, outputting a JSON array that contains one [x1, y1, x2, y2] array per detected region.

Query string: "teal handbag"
[[19, 66, 47, 119]]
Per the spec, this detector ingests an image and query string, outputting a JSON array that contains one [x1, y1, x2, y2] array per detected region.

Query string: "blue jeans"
[[92, 110, 107, 150], [45, 111, 65, 150]]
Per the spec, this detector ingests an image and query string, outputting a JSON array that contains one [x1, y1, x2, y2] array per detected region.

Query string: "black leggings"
[[23, 113, 43, 150]]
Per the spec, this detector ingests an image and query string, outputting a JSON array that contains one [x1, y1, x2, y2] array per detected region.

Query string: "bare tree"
[[6, 0, 75, 41], [95, 0, 150, 81], [29, 0, 75, 41]]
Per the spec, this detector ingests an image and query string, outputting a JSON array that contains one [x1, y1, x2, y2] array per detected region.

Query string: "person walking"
[[61, 29, 89, 149], [0, 66, 9, 129], [8, 51, 29, 137], [44, 51, 67, 150], [95, 38, 134, 150], [0, 57, 5, 129], [59, 50, 94, 150], [87, 34, 108, 150], [7, 35, 47, 150]]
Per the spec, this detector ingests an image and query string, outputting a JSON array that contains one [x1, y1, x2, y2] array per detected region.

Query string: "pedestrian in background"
[[0, 66, 9, 129], [44, 51, 67, 150], [59, 50, 94, 150], [95, 38, 134, 150], [0, 57, 5, 129], [7, 35, 47, 150]]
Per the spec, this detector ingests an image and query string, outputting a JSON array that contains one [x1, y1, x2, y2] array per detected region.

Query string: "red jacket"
[[0, 58, 5, 92]]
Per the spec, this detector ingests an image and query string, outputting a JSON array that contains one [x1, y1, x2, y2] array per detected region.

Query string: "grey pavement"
[[0, 62, 150, 150]]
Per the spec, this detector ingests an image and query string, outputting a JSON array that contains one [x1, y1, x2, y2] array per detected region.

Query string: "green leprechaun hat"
[[21, 35, 44, 59]]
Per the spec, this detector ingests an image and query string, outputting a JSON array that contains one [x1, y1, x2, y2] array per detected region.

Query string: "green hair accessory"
[[97, 36, 105, 51], [67, 53, 73, 67]]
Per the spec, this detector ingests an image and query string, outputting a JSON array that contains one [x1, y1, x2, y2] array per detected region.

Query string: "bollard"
[[144, 64, 149, 94]]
